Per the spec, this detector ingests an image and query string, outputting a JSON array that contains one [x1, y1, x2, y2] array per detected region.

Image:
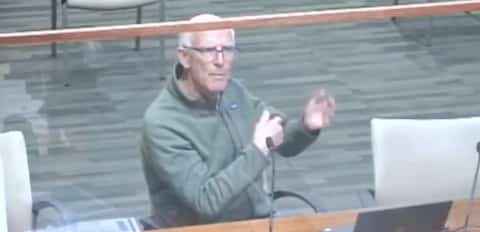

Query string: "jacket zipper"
[[215, 94, 256, 218]]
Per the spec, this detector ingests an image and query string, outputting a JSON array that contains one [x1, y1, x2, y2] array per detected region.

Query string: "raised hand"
[[303, 89, 336, 131]]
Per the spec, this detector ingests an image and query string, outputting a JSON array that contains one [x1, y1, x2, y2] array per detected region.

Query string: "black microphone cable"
[[266, 113, 283, 232], [266, 137, 276, 232], [265, 114, 319, 232]]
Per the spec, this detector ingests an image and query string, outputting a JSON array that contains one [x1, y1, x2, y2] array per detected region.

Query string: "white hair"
[[178, 14, 235, 48]]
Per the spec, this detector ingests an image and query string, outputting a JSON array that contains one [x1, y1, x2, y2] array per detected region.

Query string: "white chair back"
[[0, 131, 33, 232], [371, 117, 480, 206], [0, 157, 8, 232], [67, 0, 158, 10]]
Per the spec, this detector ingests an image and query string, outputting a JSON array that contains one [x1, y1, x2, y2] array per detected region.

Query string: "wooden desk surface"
[[150, 199, 480, 232]]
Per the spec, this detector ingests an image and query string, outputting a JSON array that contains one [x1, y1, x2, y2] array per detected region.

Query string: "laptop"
[[322, 201, 452, 232]]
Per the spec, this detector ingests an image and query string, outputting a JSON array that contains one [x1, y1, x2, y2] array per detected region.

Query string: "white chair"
[[0, 131, 67, 232], [371, 117, 480, 207], [0, 156, 8, 232], [58, 0, 165, 51], [0, 131, 33, 232], [51, 0, 166, 55], [56, 0, 166, 86]]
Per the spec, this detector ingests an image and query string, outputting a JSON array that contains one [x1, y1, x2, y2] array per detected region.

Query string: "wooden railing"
[[0, 0, 479, 46]]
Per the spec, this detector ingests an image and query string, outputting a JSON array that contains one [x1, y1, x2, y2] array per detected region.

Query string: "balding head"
[[178, 14, 235, 48]]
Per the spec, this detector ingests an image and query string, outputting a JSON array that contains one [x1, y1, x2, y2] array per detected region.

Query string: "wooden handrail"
[[0, 0, 479, 46]]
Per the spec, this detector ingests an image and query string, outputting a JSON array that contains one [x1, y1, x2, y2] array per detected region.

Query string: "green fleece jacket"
[[141, 65, 319, 227]]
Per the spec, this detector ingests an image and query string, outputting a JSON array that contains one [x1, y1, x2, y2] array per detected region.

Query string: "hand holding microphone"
[[253, 110, 285, 155]]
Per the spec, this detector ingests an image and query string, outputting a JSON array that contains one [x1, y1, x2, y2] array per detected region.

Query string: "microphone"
[[266, 137, 276, 232], [266, 113, 283, 232], [265, 114, 319, 232], [267, 134, 276, 232], [450, 141, 480, 232]]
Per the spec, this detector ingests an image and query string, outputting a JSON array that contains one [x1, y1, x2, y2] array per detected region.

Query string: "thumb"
[[259, 110, 270, 124]]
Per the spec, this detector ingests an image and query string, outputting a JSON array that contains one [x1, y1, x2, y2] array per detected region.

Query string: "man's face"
[[184, 29, 235, 96]]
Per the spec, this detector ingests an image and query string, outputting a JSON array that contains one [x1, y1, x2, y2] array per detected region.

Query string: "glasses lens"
[[189, 46, 235, 61]]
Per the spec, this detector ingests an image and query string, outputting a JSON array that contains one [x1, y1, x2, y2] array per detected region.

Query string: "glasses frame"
[[183, 45, 237, 61]]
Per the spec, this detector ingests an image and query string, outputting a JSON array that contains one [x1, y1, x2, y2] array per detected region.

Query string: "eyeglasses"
[[183, 46, 237, 61]]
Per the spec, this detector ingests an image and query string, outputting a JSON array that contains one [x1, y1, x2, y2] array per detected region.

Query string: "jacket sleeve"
[[240, 83, 319, 157], [143, 122, 270, 221], [276, 116, 320, 157]]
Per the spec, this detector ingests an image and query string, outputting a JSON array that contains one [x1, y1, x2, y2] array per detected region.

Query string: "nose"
[[213, 50, 224, 66]]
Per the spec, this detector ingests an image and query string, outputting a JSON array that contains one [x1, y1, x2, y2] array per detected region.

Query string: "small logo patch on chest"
[[229, 103, 238, 110]]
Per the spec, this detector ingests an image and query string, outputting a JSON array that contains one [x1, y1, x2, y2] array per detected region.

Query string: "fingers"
[[264, 116, 284, 148], [327, 95, 335, 109], [312, 89, 335, 108], [326, 95, 336, 118], [322, 111, 331, 127], [313, 89, 327, 104], [270, 116, 283, 126], [259, 110, 270, 124], [259, 110, 284, 127], [254, 110, 285, 154], [263, 113, 284, 136], [322, 96, 335, 127], [305, 88, 336, 129]]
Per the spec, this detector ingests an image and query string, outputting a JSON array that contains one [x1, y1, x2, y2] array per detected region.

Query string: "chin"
[[209, 83, 228, 93]]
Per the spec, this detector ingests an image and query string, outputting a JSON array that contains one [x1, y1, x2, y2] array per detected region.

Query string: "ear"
[[177, 48, 191, 69]]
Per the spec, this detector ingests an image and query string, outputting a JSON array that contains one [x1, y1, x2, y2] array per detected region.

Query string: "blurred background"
[[1, 0, 480, 225]]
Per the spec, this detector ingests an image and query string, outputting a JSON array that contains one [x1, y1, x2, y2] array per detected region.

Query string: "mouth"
[[209, 73, 227, 79]]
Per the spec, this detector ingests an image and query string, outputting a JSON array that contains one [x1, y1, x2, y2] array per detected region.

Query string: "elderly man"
[[141, 14, 335, 227]]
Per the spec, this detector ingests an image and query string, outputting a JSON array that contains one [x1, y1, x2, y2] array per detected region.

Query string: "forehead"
[[192, 29, 234, 46]]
